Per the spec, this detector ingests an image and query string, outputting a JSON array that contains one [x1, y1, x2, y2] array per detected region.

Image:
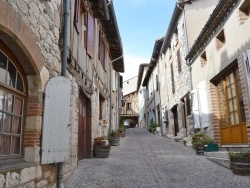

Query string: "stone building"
[[158, 0, 219, 139], [121, 77, 138, 128], [0, 0, 124, 187], [142, 38, 164, 130], [186, 0, 250, 147], [136, 64, 148, 128]]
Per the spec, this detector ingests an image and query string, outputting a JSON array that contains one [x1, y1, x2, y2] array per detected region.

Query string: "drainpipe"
[[58, 0, 70, 187], [109, 55, 123, 132], [177, 2, 194, 135]]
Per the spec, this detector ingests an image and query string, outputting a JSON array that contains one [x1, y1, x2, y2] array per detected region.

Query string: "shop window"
[[239, 0, 250, 25], [216, 29, 225, 50], [0, 49, 25, 159]]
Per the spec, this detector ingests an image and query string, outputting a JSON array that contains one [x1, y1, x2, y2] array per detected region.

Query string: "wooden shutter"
[[87, 12, 95, 58], [74, 0, 81, 33], [191, 89, 200, 129], [197, 80, 210, 128]]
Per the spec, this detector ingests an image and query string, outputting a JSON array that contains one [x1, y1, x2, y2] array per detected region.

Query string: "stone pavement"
[[65, 128, 250, 188]]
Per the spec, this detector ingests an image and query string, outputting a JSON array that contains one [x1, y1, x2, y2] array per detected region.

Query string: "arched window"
[[0, 48, 26, 158]]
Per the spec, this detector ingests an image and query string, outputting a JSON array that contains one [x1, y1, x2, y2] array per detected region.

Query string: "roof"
[[142, 37, 164, 86], [137, 63, 149, 91], [185, 0, 240, 63], [90, 0, 124, 72]]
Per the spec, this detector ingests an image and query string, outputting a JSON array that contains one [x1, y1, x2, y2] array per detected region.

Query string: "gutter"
[[58, 0, 70, 187]]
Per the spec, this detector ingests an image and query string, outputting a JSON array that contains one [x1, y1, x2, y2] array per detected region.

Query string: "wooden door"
[[217, 68, 248, 144], [78, 97, 86, 160], [172, 106, 179, 136]]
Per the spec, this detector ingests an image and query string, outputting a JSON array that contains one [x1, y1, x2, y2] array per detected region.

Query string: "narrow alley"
[[65, 128, 250, 188]]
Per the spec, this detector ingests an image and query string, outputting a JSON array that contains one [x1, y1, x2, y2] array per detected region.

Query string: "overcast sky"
[[113, 0, 176, 81]]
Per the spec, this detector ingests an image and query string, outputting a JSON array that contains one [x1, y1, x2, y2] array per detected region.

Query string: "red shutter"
[[74, 0, 81, 33], [87, 13, 95, 58]]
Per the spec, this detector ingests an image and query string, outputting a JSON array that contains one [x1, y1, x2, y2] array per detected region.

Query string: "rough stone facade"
[[0, 0, 123, 187]]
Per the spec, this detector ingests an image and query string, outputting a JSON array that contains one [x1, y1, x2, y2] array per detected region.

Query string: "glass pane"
[[229, 99, 233, 112], [234, 111, 239, 124], [0, 89, 4, 111], [11, 136, 21, 154], [3, 113, 12, 133], [14, 97, 23, 115], [5, 93, 13, 113], [16, 73, 24, 92], [1, 135, 10, 155], [227, 87, 232, 98], [6, 60, 17, 88], [231, 83, 236, 97], [0, 51, 7, 84], [229, 73, 234, 84], [12, 117, 22, 134], [233, 97, 238, 111], [230, 112, 235, 125], [226, 76, 230, 86]]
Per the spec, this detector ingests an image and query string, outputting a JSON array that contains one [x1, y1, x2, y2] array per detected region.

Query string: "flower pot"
[[196, 145, 205, 155], [204, 143, 218, 152], [109, 136, 120, 146], [93, 145, 111, 158], [230, 157, 250, 176]]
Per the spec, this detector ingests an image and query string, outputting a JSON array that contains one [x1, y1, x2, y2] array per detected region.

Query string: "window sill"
[[0, 159, 36, 173]]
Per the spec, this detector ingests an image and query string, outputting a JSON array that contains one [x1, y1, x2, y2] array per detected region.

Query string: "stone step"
[[204, 151, 230, 169], [206, 156, 230, 169], [204, 151, 229, 159]]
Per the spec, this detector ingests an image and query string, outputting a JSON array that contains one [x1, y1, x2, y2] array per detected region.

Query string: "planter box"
[[93, 145, 111, 158], [109, 136, 120, 146], [230, 157, 250, 176], [204, 143, 218, 152]]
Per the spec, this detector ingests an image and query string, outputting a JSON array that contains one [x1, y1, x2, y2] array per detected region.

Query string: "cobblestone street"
[[65, 128, 250, 188]]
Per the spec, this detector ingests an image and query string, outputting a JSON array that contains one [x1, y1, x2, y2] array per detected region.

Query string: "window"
[[0, 49, 25, 158], [99, 94, 105, 120], [216, 67, 246, 127], [177, 49, 181, 72], [74, 0, 94, 58], [98, 32, 106, 70], [200, 51, 207, 67], [239, 0, 250, 25], [171, 63, 175, 93], [216, 29, 225, 50], [127, 102, 132, 111], [155, 75, 158, 91]]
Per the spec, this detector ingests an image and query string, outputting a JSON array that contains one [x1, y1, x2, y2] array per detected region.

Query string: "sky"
[[112, 0, 177, 81]]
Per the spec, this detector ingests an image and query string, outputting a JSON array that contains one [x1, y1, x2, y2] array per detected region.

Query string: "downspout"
[[58, 0, 70, 187], [109, 55, 123, 132], [177, 2, 194, 135]]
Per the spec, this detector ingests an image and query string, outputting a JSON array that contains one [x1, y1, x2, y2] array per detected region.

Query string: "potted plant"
[[117, 125, 126, 137], [192, 132, 206, 155], [229, 149, 250, 176], [203, 137, 218, 152], [93, 136, 111, 158], [108, 130, 120, 146], [149, 121, 158, 134]]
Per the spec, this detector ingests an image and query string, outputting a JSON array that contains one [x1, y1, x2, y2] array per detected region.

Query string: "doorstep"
[[204, 151, 230, 169]]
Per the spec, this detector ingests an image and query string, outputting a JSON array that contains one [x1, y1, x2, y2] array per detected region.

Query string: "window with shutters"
[[0, 48, 26, 159], [98, 32, 106, 70], [74, 0, 86, 45], [171, 63, 175, 93], [99, 94, 105, 120], [216, 67, 246, 127], [74, 0, 94, 58], [177, 49, 181, 72]]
